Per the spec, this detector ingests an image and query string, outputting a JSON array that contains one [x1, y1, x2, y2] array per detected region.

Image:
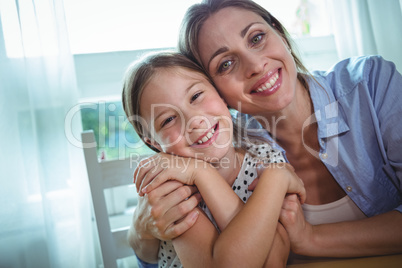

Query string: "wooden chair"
[[82, 130, 149, 268]]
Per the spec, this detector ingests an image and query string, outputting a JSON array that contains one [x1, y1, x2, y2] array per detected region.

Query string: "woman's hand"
[[130, 153, 204, 239], [134, 180, 202, 240], [279, 193, 313, 254], [128, 180, 201, 263]]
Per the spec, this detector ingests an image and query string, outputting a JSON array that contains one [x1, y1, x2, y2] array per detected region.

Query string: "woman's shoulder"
[[314, 55, 384, 80], [312, 55, 396, 97]]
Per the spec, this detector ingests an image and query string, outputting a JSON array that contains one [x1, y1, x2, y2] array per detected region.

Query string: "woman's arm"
[[127, 179, 201, 263], [280, 194, 402, 257]]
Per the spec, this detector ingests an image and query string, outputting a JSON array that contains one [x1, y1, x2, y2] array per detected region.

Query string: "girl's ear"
[[143, 137, 163, 152]]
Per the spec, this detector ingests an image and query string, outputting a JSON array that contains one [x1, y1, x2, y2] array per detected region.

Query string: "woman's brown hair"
[[178, 0, 310, 89]]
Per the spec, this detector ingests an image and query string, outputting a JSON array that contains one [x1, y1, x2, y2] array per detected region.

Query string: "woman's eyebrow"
[[241, 22, 257, 37], [207, 47, 229, 71], [207, 22, 265, 70]]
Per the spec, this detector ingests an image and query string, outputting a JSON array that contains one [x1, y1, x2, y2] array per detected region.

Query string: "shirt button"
[[321, 153, 328, 159], [346, 186, 353, 192]]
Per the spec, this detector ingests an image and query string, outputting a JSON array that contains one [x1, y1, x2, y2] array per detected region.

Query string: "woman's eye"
[[251, 33, 264, 45], [218, 60, 233, 73], [161, 116, 175, 127], [191, 92, 202, 103]]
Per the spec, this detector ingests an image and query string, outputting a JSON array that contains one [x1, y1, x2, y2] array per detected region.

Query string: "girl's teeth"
[[197, 128, 215, 144]]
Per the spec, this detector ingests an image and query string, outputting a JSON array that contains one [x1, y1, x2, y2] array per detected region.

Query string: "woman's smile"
[[251, 68, 282, 96]]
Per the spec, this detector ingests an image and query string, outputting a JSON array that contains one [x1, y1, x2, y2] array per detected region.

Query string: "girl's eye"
[[191, 92, 202, 103], [161, 116, 175, 127], [217, 60, 233, 73]]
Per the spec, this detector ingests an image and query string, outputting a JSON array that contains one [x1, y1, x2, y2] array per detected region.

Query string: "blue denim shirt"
[[308, 56, 402, 216], [236, 56, 402, 217], [136, 55, 402, 267]]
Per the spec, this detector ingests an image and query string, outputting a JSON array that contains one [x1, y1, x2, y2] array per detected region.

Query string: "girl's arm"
[[144, 162, 305, 267], [134, 154, 292, 266]]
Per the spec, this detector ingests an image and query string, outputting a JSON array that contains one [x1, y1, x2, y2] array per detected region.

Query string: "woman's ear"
[[143, 137, 163, 152]]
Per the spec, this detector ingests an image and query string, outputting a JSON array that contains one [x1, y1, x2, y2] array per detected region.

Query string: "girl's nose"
[[186, 115, 209, 133]]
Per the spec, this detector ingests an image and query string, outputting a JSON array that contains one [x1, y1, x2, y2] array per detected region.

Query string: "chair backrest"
[[82, 130, 148, 268]]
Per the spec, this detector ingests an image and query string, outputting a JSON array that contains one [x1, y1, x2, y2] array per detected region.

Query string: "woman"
[[131, 0, 402, 265]]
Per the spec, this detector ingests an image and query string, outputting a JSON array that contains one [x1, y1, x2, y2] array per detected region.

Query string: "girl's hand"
[[135, 153, 210, 195], [252, 163, 306, 204]]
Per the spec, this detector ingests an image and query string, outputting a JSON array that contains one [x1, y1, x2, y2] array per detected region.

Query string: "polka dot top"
[[157, 140, 285, 268]]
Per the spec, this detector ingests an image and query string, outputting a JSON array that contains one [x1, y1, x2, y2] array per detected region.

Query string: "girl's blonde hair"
[[178, 0, 310, 89], [122, 51, 210, 152]]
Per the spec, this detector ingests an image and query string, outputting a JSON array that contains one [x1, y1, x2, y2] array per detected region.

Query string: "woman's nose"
[[244, 53, 265, 78]]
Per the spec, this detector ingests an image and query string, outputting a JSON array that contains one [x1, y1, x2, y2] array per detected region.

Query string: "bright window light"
[[1, 0, 332, 56], [63, 0, 331, 54], [63, 0, 201, 54]]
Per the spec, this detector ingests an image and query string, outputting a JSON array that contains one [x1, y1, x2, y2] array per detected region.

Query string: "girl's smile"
[[139, 67, 234, 162], [192, 123, 219, 148]]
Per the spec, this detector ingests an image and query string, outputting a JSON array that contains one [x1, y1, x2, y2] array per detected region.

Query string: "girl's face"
[[140, 68, 233, 162], [198, 7, 300, 116]]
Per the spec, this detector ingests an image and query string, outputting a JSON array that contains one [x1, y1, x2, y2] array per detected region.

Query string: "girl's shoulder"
[[242, 138, 285, 164]]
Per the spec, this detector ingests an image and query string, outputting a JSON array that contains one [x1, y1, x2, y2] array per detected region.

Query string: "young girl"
[[122, 51, 306, 267]]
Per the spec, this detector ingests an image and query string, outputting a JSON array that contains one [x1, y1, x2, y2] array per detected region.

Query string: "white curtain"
[[328, 0, 402, 72], [0, 0, 97, 267]]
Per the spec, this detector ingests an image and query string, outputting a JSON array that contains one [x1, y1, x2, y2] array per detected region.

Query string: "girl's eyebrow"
[[185, 80, 203, 94], [152, 80, 203, 124]]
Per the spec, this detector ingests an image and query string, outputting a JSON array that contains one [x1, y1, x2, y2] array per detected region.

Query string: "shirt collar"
[[308, 75, 350, 139]]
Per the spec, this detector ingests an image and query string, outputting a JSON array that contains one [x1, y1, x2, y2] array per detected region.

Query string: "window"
[[63, 0, 332, 55], [80, 100, 154, 160], [63, 0, 201, 54], [66, 0, 336, 159]]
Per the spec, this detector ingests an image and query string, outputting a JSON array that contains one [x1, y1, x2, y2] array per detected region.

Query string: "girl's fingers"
[[135, 154, 162, 176], [138, 167, 165, 196], [135, 156, 163, 193], [133, 155, 159, 182]]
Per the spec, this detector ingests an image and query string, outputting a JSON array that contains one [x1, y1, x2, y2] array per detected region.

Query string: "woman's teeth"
[[197, 128, 215, 144], [256, 72, 279, 92]]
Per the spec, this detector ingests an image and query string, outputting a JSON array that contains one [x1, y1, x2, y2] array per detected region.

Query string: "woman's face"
[[198, 7, 299, 116], [140, 67, 233, 163]]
